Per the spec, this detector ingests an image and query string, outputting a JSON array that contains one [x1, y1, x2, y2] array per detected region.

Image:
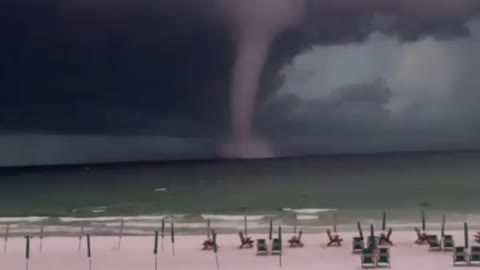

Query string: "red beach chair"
[[327, 229, 343, 247], [238, 231, 254, 249], [288, 230, 304, 247], [379, 228, 393, 246], [202, 239, 218, 250], [414, 227, 428, 244]]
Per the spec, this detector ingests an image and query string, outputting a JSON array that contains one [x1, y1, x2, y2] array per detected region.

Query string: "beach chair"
[[271, 238, 282, 255], [377, 247, 391, 268], [470, 246, 480, 265], [238, 231, 254, 249], [327, 229, 343, 247], [379, 228, 393, 246], [414, 227, 428, 244], [453, 247, 469, 266], [427, 235, 441, 251], [475, 233, 480, 243], [288, 230, 304, 248], [256, 239, 268, 256], [442, 235, 454, 251], [202, 239, 217, 250], [353, 237, 365, 253], [361, 248, 376, 268]]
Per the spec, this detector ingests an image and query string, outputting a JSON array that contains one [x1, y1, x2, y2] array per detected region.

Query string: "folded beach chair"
[[327, 229, 343, 247], [353, 237, 365, 253], [377, 247, 391, 268], [442, 235, 454, 251], [256, 239, 268, 256], [414, 227, 428, 244], [453, 246, 469, 266], [361, 248, 376, 269], [271, 238, 282, 255], [470, 246, 480, 265], [238, 231, 254, 249], [288, 230, 304, 248], [379, 228, 393, 246], [427, 235, 441, 251]]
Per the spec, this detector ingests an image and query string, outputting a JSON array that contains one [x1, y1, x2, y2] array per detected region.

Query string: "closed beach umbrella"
[[117, 220, 124, 251], [422, 211, 426, 231], [333, 213, 337, 233], [78, 226, 84, 252], [212, 230, 219, 269], [207, 219, 211, 240], [278, 226, 282, 241], [25, 236, 30, 270], [465, 222, 469, 248], [4, 223, 10, 253], [154, 230, 159, 270], [269, 220, 273, 240], [161, 219, 165, 251], [39, 226, 44, 253], [369, 225, 375, 250], [382, 211, 386, 231], [171, 222, 175, 256], [154, 230, 159, 255], [357, 222, 364, 240], [441, 215, 446, 238], [244, 216, 248, 237], [87, 234, 92, 270]]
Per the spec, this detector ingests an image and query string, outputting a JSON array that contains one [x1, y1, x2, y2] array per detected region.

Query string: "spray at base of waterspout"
[[217, 137, 275, 159]]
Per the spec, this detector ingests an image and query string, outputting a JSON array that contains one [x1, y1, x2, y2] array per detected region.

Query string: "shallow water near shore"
[[1, 152, 480, 235]]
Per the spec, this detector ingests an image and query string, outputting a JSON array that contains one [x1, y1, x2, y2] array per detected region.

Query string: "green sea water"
[[1, 152, 480, 231]]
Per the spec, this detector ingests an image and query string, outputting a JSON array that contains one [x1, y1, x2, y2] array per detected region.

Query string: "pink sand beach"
[[1, 230, 474, 270]]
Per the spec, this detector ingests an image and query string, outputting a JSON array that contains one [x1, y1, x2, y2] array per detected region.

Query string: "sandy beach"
[[1, 229, 476, 270]]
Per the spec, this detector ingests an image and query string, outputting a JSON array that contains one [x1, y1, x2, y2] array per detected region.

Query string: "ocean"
[[1, 152, 480, 235]]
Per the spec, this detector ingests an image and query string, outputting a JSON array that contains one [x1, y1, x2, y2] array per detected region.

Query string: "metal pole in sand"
[[117, 219, 124, 251], [370, 225, 375, 250], [171, 222, 175, 256], [278, 226, 282, 268], [441, 215, 446, 238], [78, 226, 84, 252], [87, 234, 92, 270], [153, 230, 159, 270], [333, 213, 337, 233], [464, 222, 469, 248], [244, 216, 248, 237], [39, 226, 44, 253], [161, 219, 165, 251], [3, 223, 10, 253], [25, 236, 30, 270], [269, 220, 273, 241], [212, 230, 219, 270], [421, 210, 426, 232]]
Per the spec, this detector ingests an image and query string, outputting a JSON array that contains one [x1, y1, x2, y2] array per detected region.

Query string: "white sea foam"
[[0, 217, 48, 223], [283, 208, 337, 214], [58, 215, 182, 222], [201, 215, 267, 221], [297, 215, 319, 221]]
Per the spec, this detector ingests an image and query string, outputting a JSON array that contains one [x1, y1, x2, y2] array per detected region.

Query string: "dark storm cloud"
[[1, 0, 480, 165]]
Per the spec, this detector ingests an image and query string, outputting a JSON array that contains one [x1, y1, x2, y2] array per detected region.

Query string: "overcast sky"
[[1, 1, 480, 166]]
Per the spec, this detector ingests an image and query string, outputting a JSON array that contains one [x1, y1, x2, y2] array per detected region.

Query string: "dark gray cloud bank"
[[1, 0, 480, 166]]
